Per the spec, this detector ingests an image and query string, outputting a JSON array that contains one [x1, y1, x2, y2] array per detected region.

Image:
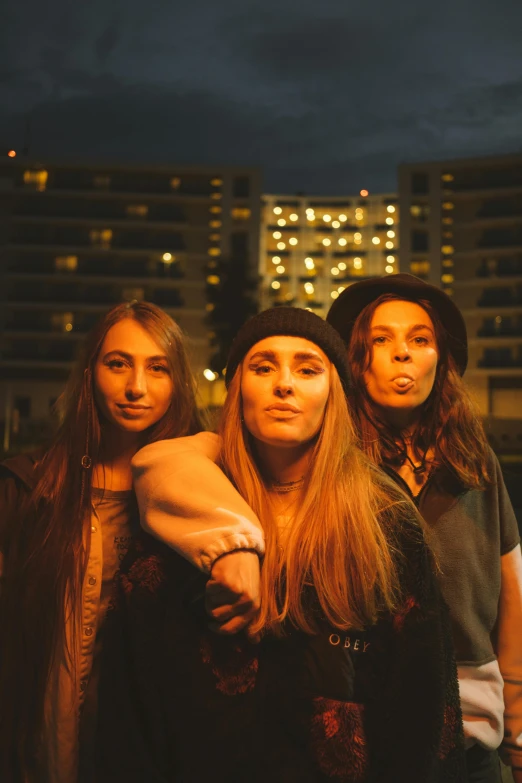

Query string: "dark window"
[[233, 176, 250, 198], [411, 230, 429, 253], [230, 232, 249, 260], [411, 172, 429, 195], [14, 396, 31, 418]]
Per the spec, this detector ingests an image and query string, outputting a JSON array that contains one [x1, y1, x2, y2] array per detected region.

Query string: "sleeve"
[[498, 544, 522, 771], [369, 525, 467, 783], [490, 452, 520, 555], [131, 433, 265, 574]]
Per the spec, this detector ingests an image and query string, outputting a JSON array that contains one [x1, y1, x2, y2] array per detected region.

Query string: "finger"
[[207, 600, 253, 622], [208, 614, 252, 635]]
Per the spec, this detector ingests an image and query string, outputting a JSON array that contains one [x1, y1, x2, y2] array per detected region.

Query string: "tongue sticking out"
[[395, 377, 413, 388]]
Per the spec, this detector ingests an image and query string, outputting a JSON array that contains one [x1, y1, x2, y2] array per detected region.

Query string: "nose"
[[393, 340, 411, 363], [125, 366, 147, 399], [273, 365, 294, 398]]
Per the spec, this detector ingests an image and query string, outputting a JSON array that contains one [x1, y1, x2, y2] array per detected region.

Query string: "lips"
[[117, 404, 150, 410], [265, 404, 301, 413]]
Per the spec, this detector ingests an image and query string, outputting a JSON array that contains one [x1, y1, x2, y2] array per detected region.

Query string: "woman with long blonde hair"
[[97, 307, 466, 783]]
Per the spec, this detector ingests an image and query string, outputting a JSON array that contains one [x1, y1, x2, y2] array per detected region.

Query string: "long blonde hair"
[[219, 363, 415, 636]]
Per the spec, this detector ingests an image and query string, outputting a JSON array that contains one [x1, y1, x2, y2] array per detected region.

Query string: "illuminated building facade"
[[260, 192, 399, 314], [398, 154, 522, 445], [0, 159, 260, 450]]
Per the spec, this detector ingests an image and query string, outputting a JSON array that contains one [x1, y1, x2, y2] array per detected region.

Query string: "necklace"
[[268, 477, 305, 494]]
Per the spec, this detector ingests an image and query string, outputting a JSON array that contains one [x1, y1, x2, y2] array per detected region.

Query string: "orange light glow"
[[7, 150, 16, 158], [360, 189, 369, 197]]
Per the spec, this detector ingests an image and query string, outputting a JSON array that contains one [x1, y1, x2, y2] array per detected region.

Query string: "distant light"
[[277, 218, 286, 226], [271, 280, 281, 290], [162, 252, 172, 262], [360, 189, 369, 197], [7, 150, 16, 158], [338, 286, 345, 293], [387, 205, 396, 213], [331, 291, 339, 300], [338, 238, 347, 247], [332, 220, 340, 228], [276, 265, 285, 274], [385, 241, 394, 249], [323, 214, 332, 223], [387, 230, 395, 238], [65, 323, 73, 332], [207, 275, 220, 285], [385, 217, 394, 225], [322, 238, 331, 246], [386, 255, 395, 263], [331, 267, 340, 276], [304, 257, 315, 270], [304, 282, 315, 294], [204, 369, 217, 381], [338, 214, 347, 222], [289, 213, 299, 221], [354, 232, 362, 240], [385, 265, 394, 274], [273, 231, 282, 239], [338, 262, 347, 271], [288, 237, 298, 246], [273, 207, 282, 215], [372, 237, 380, 245], [354, 258, 362, 270], [272, 256, 281, 264], [277, 241, 286, 250]]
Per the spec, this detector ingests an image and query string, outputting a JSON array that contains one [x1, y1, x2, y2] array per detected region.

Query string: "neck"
[[93, 425, 143, 489], [379, 405, 421, 434], [254, 440, 312, 485]]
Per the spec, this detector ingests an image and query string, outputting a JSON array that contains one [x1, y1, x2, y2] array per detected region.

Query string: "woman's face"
[[241, 336, 331, 449], [362, 299, 439, 415], [94, 318, 174, 433]]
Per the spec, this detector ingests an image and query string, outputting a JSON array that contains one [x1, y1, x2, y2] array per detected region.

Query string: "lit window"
[[126, 204, 148, 218], [387, 205, 396, 213], [273, 231, 282, 239], [339, 214, 347, 222], [331, 268, 340, 276], [372, 237, 380, 245], [441, 174, 454, 182], [211, 192, 222, 200], [24, 169, 48, 191], [209, 220, 222, 228], [385, 217, 394, 225], [272, 256, 281, 264], [441, 245, 454, 255], [51, 312, 74, 332], [277, 242, 286, 250], [271, 280, 281, 290], [354, 237, 362, 245], [304, 282, 315, 295], [210, 206, 222, 214], [288, 237, 298, 246], [170, 177, 181, 189], [387, 230, 395, 238], [354, 232, 362, 241], [55, 255, 78, 272], [276, 265, 285, 274], [322, 238, 331, 247], [90, 229, 112, 248], [93, 175, 110, 189], [386, 255, 395, 263], [331, 291, 339, 300], [323, 214, 332, 223], [210, 233, 221, 241], [441, 273, 454, 284], [210, 178, 223, 187], [353, 258, 362, 270], [231, 208, 251, 220], [338, 238, 347, 246], [207, 275, 220, 285], [442, 259, 454, 268], [410, 260, 430, 277], [162, 252, 173, 262], [442, 202, 454, 210], [385, 265, 394, 274], [304, 258, 315, 270], [385, 241, 394, 249], [289, 213, 299, 221], [208, 247, 221, 257], [338, 262, 347, 271], [277, 218, 286, 226], [442, 217, 453, 225], [360, 189, 369, 197], [273, 207, 283, 215]]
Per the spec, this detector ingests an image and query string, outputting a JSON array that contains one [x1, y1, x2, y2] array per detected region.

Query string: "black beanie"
[[225, 307, 351, 391]]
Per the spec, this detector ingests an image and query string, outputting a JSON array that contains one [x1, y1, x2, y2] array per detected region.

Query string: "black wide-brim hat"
[[327, 273, 468, 375]]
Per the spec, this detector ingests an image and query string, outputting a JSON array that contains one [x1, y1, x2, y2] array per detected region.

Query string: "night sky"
[[2, 0, 522, 194]]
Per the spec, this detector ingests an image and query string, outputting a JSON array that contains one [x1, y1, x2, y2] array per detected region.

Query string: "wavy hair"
[[0, 301, 205, 781], [347, 293, 492, 489], [219, 362, 417, 637]]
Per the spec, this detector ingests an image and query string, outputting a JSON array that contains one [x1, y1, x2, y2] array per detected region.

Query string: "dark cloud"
[[1, 0, 522, 193]]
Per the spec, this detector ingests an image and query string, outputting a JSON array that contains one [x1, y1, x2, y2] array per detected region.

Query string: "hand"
[[205, 550, 261, 638]]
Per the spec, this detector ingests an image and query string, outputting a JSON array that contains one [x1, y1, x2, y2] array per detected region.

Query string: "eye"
[[150, 364, 169, 374], [372, 335, 387, 345], [252, 364, 273, 375], [106, 359, 126, 370], [412, 336, 429, 345], [299, 366, 323, 376]]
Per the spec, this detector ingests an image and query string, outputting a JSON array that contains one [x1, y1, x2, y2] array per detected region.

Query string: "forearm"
[[498, 545, 522, 770]]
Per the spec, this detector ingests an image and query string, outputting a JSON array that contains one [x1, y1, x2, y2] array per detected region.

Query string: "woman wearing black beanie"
[[97, 306, 466, 783]]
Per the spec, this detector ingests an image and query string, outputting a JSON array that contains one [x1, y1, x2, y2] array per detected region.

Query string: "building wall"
[[260, 193, 399, 314]]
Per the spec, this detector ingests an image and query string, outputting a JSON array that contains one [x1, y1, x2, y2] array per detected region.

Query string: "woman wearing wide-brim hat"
[[328, 273, 522, 783]]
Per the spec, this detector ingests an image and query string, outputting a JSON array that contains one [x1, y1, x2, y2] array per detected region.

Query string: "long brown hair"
[[347, 293, 492, 489], [219, 362, 416, 637], [0, 301, 205, 780]]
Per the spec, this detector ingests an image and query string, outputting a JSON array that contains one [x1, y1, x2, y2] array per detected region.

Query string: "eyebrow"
[[102, 350, 168, 362], [247, 349, 325, 364], [370, 324, 434, 336]]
